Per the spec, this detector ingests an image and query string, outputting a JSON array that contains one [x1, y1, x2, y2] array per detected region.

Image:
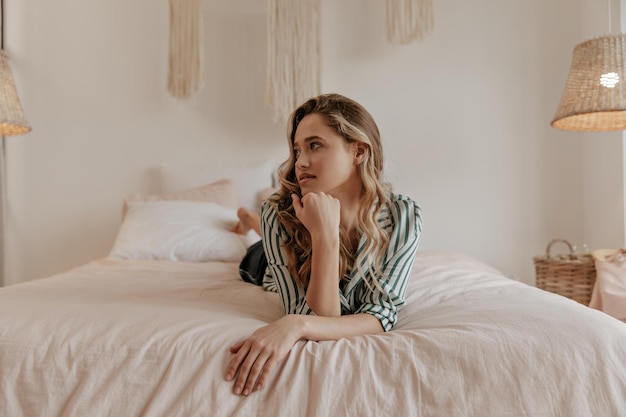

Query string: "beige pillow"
[[121, 178, 239, 219]]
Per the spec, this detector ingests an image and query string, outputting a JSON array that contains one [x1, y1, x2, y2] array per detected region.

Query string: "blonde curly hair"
[[267, 93, 391, 288]]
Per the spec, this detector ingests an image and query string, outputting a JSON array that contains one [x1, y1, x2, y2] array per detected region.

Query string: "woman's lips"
[[298, 174, 315, 185]]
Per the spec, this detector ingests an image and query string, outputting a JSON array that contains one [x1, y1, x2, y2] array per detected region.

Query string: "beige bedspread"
[[0, 251, 625, 416]]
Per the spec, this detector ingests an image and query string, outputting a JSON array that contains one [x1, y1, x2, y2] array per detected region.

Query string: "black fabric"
[[238, 240, 267, 286]]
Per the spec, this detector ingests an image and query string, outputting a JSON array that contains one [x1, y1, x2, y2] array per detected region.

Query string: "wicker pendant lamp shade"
[[552, 34, 626, 132], [0, 0, 30, 136], [0, 50, 30, 136]]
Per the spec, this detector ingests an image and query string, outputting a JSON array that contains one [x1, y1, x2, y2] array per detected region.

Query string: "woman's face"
[[292, 113, 362, 197]]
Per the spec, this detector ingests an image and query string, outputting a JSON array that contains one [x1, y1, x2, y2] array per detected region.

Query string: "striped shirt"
[[260, 193, 422, 332]]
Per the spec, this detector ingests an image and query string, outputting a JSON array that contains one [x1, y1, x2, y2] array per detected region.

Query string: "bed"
[[1, 163, 625, 416]]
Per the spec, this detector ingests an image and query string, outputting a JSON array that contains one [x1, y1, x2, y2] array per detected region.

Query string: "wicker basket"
[[533, 239, 596, 305]]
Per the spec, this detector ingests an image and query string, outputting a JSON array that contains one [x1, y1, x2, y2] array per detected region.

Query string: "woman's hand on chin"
[[225, 315, 303, 396], [292, 192, 340, 242]]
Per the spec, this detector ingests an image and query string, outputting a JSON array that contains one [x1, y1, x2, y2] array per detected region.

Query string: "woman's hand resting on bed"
[[225, 314, 303, 396], [226, 314, 383, 395]]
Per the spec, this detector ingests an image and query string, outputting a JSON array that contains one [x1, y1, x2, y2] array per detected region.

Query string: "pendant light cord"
[[604, 0, 613, 35], [1, 0, 4, 49]]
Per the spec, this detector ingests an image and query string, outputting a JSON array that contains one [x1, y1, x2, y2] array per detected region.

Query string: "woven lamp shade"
[[552, 34, 626, 132], [0, 50, 30, 136]]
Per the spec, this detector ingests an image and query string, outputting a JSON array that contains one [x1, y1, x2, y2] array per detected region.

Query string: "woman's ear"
[[353, 143, 368, 165]]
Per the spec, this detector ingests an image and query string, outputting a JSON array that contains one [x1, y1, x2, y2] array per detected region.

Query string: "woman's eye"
[[294, 149, 300, 158], [310, 142, 321, 150]]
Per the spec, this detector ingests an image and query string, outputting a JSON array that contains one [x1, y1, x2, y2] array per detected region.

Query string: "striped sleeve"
[[355, 196, 422, 331], [260, 202, 316, 316], [262, 267, 277, 293]]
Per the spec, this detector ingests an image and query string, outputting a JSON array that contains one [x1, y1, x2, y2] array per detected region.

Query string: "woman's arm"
[[261, 204, 311, 313], [225, 313, 383, 396], [293, 193, 342, 316], [298, 312, 383, 339], [262, 195, 343, 317], [306, 233, 341, 315]]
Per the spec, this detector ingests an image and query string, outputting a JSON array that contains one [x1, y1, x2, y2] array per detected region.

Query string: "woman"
[[225, 93, 422, 396]]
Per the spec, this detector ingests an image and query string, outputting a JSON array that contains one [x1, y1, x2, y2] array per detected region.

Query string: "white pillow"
[[109, 200, 261, 262], [159, 159, 279, 212]]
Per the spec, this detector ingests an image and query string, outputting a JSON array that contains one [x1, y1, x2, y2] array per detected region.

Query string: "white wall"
[[5, 0, 613, 286]]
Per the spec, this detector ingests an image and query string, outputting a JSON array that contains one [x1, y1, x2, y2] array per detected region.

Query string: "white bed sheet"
[[0, 251, 625, 416]]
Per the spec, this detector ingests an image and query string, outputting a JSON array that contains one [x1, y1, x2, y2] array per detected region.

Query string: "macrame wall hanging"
[[386, 0, 434, 45], [266, 0, 321, 123], [166, 0, 433, 120], [167, 0, 203, 99]]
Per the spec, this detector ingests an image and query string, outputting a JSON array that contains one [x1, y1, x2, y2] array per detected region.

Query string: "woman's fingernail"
[[235, 386, 242, 395], [243, 388, 250, 396], [225, 373, 232, 381]]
